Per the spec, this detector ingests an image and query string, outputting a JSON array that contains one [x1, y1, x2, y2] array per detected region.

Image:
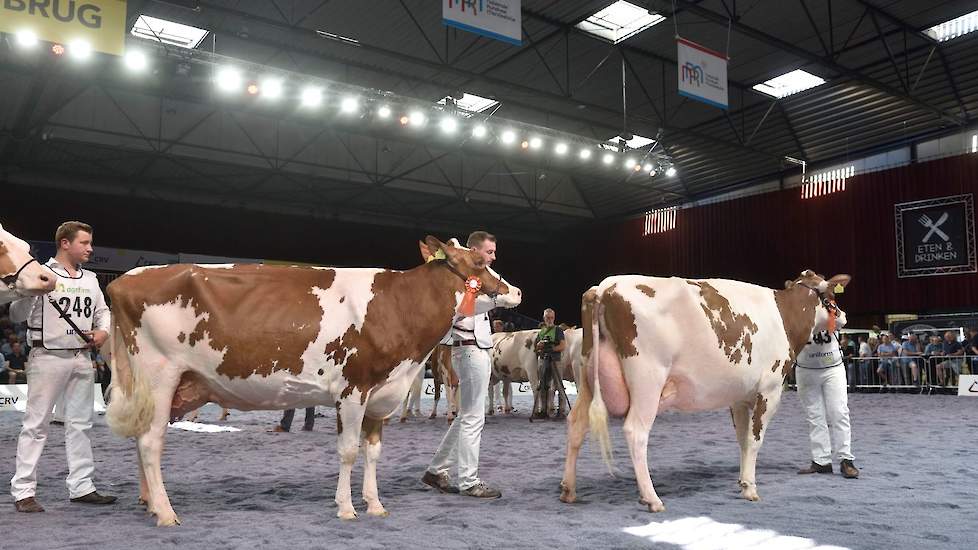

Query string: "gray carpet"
[[1, 391, 974, 549]]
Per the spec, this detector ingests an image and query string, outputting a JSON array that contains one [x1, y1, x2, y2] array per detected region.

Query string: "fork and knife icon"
[[918, 212, 950, 242]]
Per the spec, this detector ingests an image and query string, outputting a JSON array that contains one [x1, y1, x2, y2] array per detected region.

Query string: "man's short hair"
[[543, 308, 555, 316], [466, 231, 496, 248], [55, 221, 93, 245]]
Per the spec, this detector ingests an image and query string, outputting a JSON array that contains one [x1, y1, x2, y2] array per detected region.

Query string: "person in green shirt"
[[533, 308, 566, 419]]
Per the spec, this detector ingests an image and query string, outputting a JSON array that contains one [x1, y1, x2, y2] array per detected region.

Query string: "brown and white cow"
[[0, 223, 56, 304], [560, 270, 849, 512], [489, 326, 581, 415], [104, 236, 521, 526], [428, 344, 459, 422]]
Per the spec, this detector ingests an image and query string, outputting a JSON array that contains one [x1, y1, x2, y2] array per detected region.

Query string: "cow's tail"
[[584, 288, 615, 474], [105, 321, 154, 438]]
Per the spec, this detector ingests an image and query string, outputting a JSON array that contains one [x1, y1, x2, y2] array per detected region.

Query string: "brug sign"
[[0, 0, 128, 56], [895, 194, 977, 278]]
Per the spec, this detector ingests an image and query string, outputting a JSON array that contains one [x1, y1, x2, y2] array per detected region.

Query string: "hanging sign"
[[677, 37, 729, 109], [443, 0, 522, 46], [0, 0, 128, 55]]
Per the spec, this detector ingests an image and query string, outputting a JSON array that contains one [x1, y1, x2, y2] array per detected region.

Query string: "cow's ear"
[[784, 280, 794, 289], [425, 235, 462, 264], [828, 274, 851, 289], [419, 240, 435, 262]]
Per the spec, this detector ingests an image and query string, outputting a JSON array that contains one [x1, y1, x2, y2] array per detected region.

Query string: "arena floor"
[[1, 391, 975, 550]]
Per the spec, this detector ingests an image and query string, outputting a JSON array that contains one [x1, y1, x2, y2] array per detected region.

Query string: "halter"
[[2, 258, 39, 292], [797, 281, 839, 332], [436, 259, 502, 300]]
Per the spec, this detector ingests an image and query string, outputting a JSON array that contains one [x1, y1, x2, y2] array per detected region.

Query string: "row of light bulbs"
[[9, 29, 677, 178]]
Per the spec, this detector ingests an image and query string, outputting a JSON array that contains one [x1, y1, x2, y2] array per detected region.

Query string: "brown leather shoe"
[[15, 497, 45, 513], [460, 482, 502, 499], [797, 461, 833, 474], [70, 491, 117, 505], [421, 471, 459, 494], [840, 459, 860, 479], [267, 425, 289, 433]]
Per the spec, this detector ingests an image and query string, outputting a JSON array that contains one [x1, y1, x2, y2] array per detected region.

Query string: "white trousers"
[[11, 348, 97, 500], [796, 365, 854, 465], [428, 346, 490, 490]]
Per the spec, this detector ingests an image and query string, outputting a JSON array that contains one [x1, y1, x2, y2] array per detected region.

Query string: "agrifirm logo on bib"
[[0, 0, 128, 56], [443, 0, 521, 46]]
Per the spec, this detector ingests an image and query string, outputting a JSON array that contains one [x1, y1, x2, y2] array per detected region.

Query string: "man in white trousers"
[[422, 231, 502, 499], [795, 298, 860, 479], [9, 221, 117, 512]]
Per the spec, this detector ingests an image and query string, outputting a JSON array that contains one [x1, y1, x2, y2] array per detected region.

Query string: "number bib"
[[796, 331, 844, 369], [40, 266, 98, 350]]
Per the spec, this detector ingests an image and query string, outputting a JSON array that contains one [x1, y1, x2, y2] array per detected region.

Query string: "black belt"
[[31, 340, 43, 349], [453, 339, 478, 347]]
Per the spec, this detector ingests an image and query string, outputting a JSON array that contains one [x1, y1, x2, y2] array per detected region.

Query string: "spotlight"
[[409, 111, 426, 126], [555, 143, 568, 155], [246, 83, 260, 95], [216, 67, 242, 92], [501, 130, 516, 145], [51, 44, 65, 56], [472, 125, 487, 138], [260, 78, 283, 99], [377, 105, 392, 118], [649, 168, 657, 177], [399, 115, 410, 125], [439, 117, 458, 134], [340, 96, 359, 114], [123, 50, 147, 72], [16, 29, 38, 48], [643, 163, 653, 172], [665, 166, 677, 177], [521, 140, 530, 150], [529, 137, 542, 150], [602, 153, 615, 165], [633, 164, 643, 172], [68, 40, 91, 60], [300, 86, 323, 108], [579, 149, 592, 160], [625, 158, 637, 169]]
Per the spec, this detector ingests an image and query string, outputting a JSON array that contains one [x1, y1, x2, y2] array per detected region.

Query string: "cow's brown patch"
[[339, 296, 345, 303], [335, 267, 458, 402], [362, 416, 383, 444], [176, 332, 186, 344], [773, 286, 819, 360], [770, 359, 793, 379], [581, 287, 598, 360], [432, 345, 457, 388], [752, 393, 768, 441], [602, 284, 639, 358], [169, 371, 211, 419], [108, 264, 336, 380], [687, 281, 758, 365], [523, 337, 533, 350], [636, 284, 656, 298], [0, 241, 18, 278]]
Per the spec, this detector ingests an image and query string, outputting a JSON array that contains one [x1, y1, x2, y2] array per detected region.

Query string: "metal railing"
[[787, 354, 978, 394]]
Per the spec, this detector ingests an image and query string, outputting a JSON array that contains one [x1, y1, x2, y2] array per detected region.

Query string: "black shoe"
[[70, 491, 117, 505], [460, 482, 502, 499], [421, 471, 459, 494], [50, 420, 64, 426], [840, 459, 860, 479], [797, 461, 833, 474], [15, 497, 45, 513]]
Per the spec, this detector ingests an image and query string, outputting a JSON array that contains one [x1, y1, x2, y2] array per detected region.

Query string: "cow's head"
[[786, 270, 851, 331], [0, 223, 55, 304], [419, 236, 522, 314]]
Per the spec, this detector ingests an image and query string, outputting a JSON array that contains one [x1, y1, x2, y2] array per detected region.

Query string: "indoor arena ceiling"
[[2, 0, 977, 239]]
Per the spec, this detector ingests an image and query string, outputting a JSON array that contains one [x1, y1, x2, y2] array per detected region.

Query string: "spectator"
[[857, 336, 872, 386], [3, 341, 29, 384], [840, 334, 856, 388], [966, 327, 978, 375], [938, 331, 964, 388], [1, 333, 19, 356], [876, 335, 898, 388], [899, 334, 923, 386], [492, 319, 504, 333], [923, 335, 943, 386]]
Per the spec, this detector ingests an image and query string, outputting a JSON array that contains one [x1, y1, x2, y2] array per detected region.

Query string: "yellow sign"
[[0, 0, 128, 56]]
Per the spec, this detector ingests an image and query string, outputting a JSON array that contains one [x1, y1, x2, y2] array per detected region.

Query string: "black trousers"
[[280, 407, 316, 431]]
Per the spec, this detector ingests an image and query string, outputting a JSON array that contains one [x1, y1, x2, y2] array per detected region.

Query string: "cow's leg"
[[429, 382, 441, 419], [137, 379, 182, 526], [136, 445, 150, 507], [559, 370, 592, 503], [730, 402, 754, 499], [621, 368, 666, 513], [360, 416, 388, 517], [502, 379, 513, 413], [335, 399, 366, 520], [737, 389, 784, 502], [486, 381, 496, 415], [398, 392, 410, 423]]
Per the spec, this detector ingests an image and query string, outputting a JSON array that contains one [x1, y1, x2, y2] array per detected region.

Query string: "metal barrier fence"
[[787, 354, 978, 394]]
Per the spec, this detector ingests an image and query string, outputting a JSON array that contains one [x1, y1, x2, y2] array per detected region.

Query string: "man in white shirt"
[[795, 300, 859, 479], [9, 221, 117, 512], [422, 231, 502, 499]]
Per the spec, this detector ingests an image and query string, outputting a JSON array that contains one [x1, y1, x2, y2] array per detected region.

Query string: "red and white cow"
[[105, 236, 521, 526], [428, 344, 459, 422], [490, 326, 581, 415], [0, 223, 56, 304], [560, 270, 849, 512]]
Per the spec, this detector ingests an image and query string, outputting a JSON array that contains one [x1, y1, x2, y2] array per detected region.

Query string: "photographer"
[[533, 309, 567, 419]]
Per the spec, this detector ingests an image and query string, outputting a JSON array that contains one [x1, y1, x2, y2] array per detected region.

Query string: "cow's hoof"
[[640, 498, 665, 513], [428, 414, 436, 420], [337, 509, 359, 520], [739, 481, 760, 501], [137, 497, 148, 507], [156, 514, 181, 527], [559, 488, 576, 504], [366, 506, 389, 518]]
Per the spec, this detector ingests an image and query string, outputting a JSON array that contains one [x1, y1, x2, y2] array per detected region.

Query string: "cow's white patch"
[[194, 264, 236, 269], [126, 265, 169, 276], [168, 421, 241, 433], [623, 516, 850, 550]]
